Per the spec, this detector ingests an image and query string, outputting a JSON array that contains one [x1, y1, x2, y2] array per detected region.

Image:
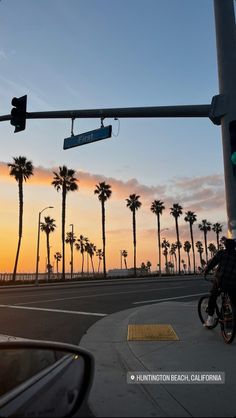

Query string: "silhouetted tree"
[[126, 194, 142, 277], [40, 216, 56, 281], [184, 211, 197, 274], [212, 222, 223, 250], [198, 219, 212, 263], [170, 203, 183, 274]]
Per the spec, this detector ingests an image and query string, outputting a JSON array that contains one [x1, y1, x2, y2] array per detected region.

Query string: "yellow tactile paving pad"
[[127, 324, 179, 341]]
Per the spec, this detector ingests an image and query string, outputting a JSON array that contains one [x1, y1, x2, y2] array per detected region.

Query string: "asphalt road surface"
[[0, 275, 211, 417], [0, 276, 210, 344]]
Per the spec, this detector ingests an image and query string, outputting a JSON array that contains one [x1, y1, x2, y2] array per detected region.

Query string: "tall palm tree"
[[52, 166, 78, 280], [54, 252, 62, 277], [40, 216, 56, 281], [75, 235, 86, 275], [212, 222, 223, 250], [195, 240, 204, 268], [162, 238, 170, 274], [96, 249, 103, 274], [183, 240, 191, 273], [150, 200, 165, 275], [65, 230, 77, 279], [94, 182, 112, 278], [198, 219, 212, 263], [8, 156, 34, 281], [126, 194, 142, 277], [184, 211, 197, 274], [121, 250, 128, 269], [170, 203, 183, 274]]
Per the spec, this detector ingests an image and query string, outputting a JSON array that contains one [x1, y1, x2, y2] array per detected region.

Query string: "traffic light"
[[11, 95, 27, 132], [229, 120, 236, 176]]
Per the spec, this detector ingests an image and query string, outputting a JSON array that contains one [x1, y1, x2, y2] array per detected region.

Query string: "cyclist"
[[203, 238, 236, 327]]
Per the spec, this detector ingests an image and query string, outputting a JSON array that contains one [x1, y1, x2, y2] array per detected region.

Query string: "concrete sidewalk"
[[80, 301, 236, 417]]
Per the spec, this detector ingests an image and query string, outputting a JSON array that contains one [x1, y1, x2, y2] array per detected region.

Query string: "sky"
[[0, 0, 233, 274]]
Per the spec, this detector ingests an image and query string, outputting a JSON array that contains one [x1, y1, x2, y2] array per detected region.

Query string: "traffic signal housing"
[[11, 95, 27, 132]]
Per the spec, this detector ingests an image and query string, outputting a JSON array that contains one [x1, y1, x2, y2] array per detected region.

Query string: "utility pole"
[[214, 0, 236, 238]]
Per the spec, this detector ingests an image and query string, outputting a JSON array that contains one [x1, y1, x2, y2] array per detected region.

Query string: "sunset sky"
[[0, 0, 232, 273]]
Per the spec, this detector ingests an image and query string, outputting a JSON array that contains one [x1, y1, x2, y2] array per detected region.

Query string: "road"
[[0, 276, 210, 344]]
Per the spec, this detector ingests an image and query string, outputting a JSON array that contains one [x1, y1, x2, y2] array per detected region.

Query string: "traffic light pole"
[[0, 103, 211, 122], [214, 0, 236, 238]]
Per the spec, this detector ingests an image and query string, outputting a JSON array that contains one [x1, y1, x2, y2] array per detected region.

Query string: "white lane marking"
[[0, 304, 106, 317], [14, 286, 187, 306], [133, 292, 207, 305]]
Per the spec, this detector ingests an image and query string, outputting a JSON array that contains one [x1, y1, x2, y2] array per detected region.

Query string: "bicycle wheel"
[[198, 295, 219, 329], [220, 296, 236, 344]]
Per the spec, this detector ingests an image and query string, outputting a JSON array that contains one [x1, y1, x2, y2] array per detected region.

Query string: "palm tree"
[[52, 166, 78, 280], [121, 250, 128, 269], [162, 238, 170, 274], [183, 240, 191, 273], [169, 243, 177, 274], [86, 242, 96, 275], [184, 211, 197, 274], [8, 156, 34, 281], [198, 219, 212, 263], [208, 242, 217, 258], [40, 216, 56, 281], [170, 203, 183, 274], [96, 249, 103, 274], [195, 240, 204, 268], [75, 235, 86, 276], [150, 200, 165, 275], [94, 182, 112, 278], [126, 194, 142, 277], [84, 237, 90, 275], [65, 230, 77, 279], [212, 222, 223, 250], [54, 252, 62, 277]]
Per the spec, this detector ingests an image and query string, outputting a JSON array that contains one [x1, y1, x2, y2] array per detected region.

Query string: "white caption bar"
[[127, 371, 225, 384]]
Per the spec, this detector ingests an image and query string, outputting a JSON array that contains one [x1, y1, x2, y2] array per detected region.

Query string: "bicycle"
[[198, 276, 236, 344]]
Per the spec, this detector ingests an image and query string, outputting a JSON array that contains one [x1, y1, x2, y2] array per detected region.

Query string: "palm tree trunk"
[[175, 218, 181, 274], [62, 187, 66, 280], [204, 232, 208, 263], [174, 253, 177, 274], [187, 252, 191, 273], [98, 258, 101, 274], [102, 201, 106, 277], [165, 254, 168, 273], [46, 232, 50, 281], [124, 258, 127, 269], [190, 224, 196, 274], [133, 210, 136, 277], [81, 252, 84, 275], [90, 256, 95, 275], [13, 179, 23, 281], [216, 232, 219, 250], [157, 214, 161, 275]]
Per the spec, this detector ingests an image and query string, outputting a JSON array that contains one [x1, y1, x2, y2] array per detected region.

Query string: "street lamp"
[[70, 224, 74, 280], [35, 206, 54, 286]]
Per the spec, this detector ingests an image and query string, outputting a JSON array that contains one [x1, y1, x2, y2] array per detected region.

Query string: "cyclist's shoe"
[[204, 315, 214, 328]]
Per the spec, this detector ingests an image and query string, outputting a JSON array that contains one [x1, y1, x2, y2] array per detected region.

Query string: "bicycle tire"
[[220, 296, 236, 344], [198, 295, 219, 329]]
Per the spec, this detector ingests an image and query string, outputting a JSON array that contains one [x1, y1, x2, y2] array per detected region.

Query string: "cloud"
[[0, 160, 226, 214]]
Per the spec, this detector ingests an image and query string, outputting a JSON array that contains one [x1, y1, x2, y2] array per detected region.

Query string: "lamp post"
[[70, 224, 74, 280], [35, 206, 53, 286]]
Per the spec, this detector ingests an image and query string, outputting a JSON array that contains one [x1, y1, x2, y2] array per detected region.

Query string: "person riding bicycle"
[[203, 238, 236, 327]]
